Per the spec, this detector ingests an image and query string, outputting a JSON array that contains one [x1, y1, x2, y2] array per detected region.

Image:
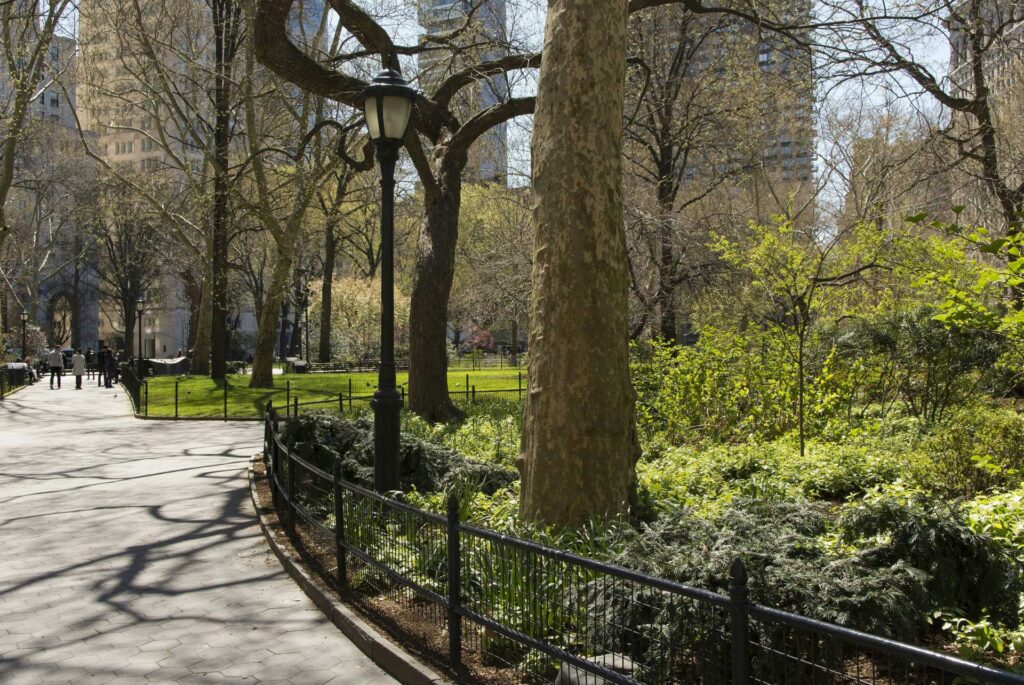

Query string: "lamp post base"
[[371, 389, 404, 492]]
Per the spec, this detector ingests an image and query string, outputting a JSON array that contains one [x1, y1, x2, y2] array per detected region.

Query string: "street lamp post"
[[363, 69, 416, 493], [136, 297, 145, 376], [20, 309, 28, 361]]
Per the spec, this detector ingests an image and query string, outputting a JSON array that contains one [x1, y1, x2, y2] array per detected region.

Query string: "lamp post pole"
[[373, 140, 402, 492], [20, 310, 28, 360], [136, 298, 145, 376], [363, 69, 416, 493]]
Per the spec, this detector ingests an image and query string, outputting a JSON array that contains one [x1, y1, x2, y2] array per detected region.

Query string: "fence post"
[[144, 382, 149, 417], [471, 385, 476, 405], [729, 558, 752, 685], [465, 373, 470, 402], [286, 380, 291, 412], [286, 440, 296, 536], [333, 459, 347, 590], [270, 405, 280, 505], [174, 380, 179, 420], [447, 494, 462, 669], [293, 395, 299, 418], [339, 392, 344, 415], [348, 378, 353, 410], [401, 386, 405, 402], [223, 377, 228, 421], [264, 401, 272, 460], [518, 372, 523, 399]]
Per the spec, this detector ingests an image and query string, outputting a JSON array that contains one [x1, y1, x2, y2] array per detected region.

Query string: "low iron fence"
[[0, 367, 32, 400], [130, 370, 528, 420], [120, 364, 148, 416], [262, 407, 1024, 685]]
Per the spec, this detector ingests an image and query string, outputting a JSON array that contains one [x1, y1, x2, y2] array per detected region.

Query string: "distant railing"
[[262, 407, 1024, 685], [119, 364, 148, 417], [0, 367, 32, 400]]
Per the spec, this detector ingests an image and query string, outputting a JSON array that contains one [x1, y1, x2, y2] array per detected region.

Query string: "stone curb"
[[247, 454, 452, 685]]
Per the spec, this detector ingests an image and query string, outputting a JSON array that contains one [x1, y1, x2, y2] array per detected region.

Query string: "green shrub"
[[848, 307, 1001, 423], [611, 499, 932, 640], [281, 412, 517, 495], [637, 436, 914, 514], [631, 334, 799, 445], [402, 401, 522, 468], [839, 493, 1022, 630], [914, 407, 1024, 497]]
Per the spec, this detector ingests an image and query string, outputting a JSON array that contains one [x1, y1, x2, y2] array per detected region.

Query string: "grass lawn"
[[142, 368, 526, 418]]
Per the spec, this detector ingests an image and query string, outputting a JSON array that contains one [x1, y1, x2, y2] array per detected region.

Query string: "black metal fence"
[[262, 407, 1024, 685], [0, 367, 32, 400], [132, 371, 528, 420]]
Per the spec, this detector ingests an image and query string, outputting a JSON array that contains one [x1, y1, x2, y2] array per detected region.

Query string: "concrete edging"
[[247, 454, 451, 685]]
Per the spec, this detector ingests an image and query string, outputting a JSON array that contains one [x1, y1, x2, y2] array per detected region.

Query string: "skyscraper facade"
[[419, 0, 509, 183]]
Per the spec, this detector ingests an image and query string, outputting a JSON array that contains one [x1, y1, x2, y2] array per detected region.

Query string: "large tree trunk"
[[123, 302, 136, 361], [191, 283, 212, 375], [250, 247, 294, 388], [519, 0, 639, 528], [407, 158, 463, 422]]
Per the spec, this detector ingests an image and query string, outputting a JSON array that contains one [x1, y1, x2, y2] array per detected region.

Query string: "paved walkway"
[[0, 379, 395, 685]]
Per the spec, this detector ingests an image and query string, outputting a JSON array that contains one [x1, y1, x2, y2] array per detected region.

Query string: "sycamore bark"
[[519, 0, 640, 527]]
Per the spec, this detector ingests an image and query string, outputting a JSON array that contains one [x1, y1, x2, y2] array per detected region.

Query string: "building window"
[[50, 94, 59, 108]]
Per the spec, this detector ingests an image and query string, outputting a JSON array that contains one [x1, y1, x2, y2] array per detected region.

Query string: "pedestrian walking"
[[103, 346, 116, 388], [97, 347, 106, 387], [47, 347, 63, 389], [72, 349, 86, 389], [85, 347, 95, 380]]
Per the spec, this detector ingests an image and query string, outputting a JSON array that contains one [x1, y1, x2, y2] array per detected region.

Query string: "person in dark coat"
[[103, 346, 116, 388], [97, 346, 106, 387]]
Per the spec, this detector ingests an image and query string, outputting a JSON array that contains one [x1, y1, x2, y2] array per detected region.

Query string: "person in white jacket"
[[47, 347, 63, 389], [72, 349, 86, 390]]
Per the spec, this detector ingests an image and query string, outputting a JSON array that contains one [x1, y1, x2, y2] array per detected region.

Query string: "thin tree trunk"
[[797, 329, 805, 458], [250, 248, 294, 388], [210, 68, 231, 381], [656, 156, 677, 341], [319, 216, 337, 362], [288, 307, 302, 356], [519, 0, 639, 528], [509, 319, 518, 366], [407, 160, 463, 422], [191, 284, 212, 376], [278, 301, 290, 360]]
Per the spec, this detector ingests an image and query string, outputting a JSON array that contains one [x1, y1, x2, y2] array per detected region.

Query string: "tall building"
[[419, 0, 509, 183], [0, 23, 101, 354], [948, 0, 1024, 98], [76, 0, 332, 359]]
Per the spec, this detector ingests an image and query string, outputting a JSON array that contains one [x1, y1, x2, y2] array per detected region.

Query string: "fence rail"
[[261, 407, 1024, 685]]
